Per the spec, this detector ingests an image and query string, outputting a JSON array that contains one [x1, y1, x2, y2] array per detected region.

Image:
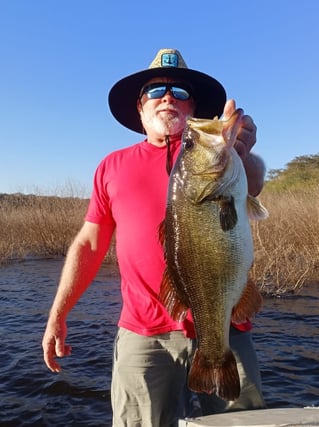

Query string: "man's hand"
[[223, 99, 265, 196], [223, 99, 257, 160], [42, 318, 72, 372]]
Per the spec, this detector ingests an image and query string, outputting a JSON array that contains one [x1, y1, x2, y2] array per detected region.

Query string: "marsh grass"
[[251, 189, 319, 295], [1, 189, 319, 294], [0, 194, 88, 260]]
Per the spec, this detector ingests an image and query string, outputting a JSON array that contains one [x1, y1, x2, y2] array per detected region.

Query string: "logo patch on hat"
[[161, 53, 178, 68]]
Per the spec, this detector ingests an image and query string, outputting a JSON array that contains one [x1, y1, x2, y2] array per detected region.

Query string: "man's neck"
[[146, 134, 181, 147]]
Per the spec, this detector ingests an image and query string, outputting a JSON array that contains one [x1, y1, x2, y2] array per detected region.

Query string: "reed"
[[0, 194, 88, 260], [1, 189, 318, 294], [251, 188, 319, 294]]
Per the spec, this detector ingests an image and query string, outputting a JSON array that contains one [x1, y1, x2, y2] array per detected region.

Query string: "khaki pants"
[[111, 327, 265, 427]]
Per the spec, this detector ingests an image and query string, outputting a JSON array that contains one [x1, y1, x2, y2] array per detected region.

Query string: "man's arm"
[[42, 221, 114, 372]]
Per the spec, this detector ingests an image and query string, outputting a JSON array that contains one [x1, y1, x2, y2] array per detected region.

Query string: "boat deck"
[[178, 407, 319, 426]]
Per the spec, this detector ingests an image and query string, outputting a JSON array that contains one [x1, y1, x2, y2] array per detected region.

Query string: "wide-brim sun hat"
[[108, 48, 227, 134]]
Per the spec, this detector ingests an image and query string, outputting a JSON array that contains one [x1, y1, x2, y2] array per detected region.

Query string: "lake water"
[[1, 258, 318, 426]]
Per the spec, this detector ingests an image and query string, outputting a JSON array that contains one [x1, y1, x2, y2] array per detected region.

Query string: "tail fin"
[[188, 348, 240, 401]]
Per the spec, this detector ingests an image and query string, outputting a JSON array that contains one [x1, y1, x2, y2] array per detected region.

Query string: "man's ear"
[[137, 99, 142, 113]]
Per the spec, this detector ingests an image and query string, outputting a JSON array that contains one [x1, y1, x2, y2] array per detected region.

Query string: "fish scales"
[[159, 109, 267, 401]]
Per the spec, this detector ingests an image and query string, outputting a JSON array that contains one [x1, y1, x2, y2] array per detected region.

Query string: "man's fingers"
[[235, 115, 257, 158], [43, 338, 72, 373], [221, 101, 257, 160], [241, 114, 257, 135], [43, 341, 62, 372]]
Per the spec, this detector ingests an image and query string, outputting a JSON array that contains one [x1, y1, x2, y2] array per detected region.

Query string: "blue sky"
[[1, 0, 318, 195]]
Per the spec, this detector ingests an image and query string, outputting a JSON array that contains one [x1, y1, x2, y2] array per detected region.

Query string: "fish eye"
[[183, 135, 194, 150]]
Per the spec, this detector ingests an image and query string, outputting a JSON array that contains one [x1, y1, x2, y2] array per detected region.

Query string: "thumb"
[[222, 99, 236, 121], [55, 337, 65, 357], [55, 337, 72, 357]]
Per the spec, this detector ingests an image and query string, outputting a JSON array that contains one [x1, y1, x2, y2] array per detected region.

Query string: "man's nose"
[[161, 90, 176, 102]]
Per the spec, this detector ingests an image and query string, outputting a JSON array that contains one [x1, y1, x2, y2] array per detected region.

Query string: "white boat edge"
[[178, 407, 319, 426]]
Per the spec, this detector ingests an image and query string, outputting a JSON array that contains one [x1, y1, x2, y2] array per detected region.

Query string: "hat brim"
[[108, 67, 226, 134]]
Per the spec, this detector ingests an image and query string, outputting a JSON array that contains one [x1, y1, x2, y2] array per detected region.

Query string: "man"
[[42, 48, 266, 426]]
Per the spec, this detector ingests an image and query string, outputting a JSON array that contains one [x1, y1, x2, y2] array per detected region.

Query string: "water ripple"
[[1, 259, 319, 425]]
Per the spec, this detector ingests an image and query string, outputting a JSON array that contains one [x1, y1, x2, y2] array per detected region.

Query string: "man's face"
[[137, 77, 195, 139]]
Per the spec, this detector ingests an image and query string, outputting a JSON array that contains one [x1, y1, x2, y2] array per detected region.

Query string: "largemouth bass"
[[159, 109, 268, 401]]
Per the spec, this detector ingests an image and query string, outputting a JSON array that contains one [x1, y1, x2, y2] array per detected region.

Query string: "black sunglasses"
[[141, 82, 192, 101]]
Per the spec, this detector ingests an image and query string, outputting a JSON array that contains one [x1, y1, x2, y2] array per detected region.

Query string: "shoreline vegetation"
[[1, 154, 319, 296], [0, 188, 318, 297]]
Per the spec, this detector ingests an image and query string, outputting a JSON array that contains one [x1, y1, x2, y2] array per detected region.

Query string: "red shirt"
[[85, 139, 251, 336]]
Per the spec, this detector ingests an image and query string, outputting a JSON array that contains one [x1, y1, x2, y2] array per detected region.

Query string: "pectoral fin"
[[247, 195, 269, 221], [216, 195, 238, 231]]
